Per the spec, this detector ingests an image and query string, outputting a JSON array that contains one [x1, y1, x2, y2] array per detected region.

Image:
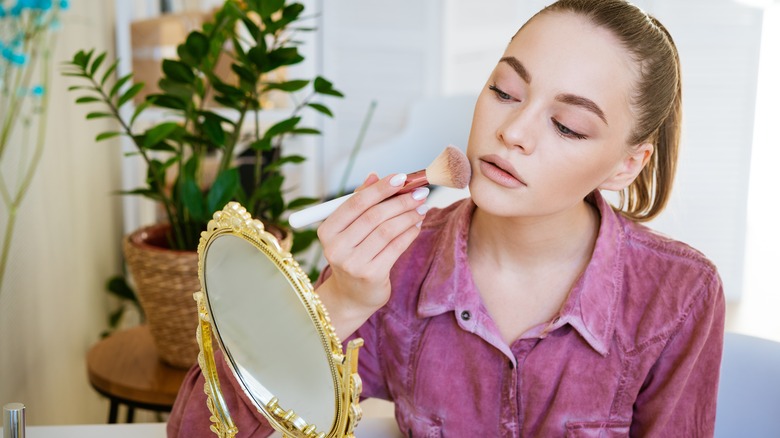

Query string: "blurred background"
[[0, 0, 777, 426]]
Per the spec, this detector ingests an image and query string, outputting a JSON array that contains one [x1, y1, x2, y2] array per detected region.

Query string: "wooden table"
[[86, 325, 191, 423]]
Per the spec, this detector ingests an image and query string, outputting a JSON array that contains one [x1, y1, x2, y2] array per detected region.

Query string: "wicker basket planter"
[[123, 222, 293, 369], [123, 224, 200, 369]]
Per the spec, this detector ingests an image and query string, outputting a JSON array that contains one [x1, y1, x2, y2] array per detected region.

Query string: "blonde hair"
[[538, 0, 682, 222]]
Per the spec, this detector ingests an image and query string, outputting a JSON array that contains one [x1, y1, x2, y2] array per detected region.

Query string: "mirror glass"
[[203, 233, 337, 431]]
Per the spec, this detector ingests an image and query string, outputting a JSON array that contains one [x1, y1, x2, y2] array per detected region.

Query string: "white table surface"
[[1, 417, 403, 437]]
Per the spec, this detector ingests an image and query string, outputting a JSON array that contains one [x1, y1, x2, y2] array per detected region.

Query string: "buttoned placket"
[[506, 338, 540, 438]]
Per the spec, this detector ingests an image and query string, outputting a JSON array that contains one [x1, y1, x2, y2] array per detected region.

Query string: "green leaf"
[[257, 0, 284, 18], [96, 131, 121, 142], [76, 96, 101, 104], [202, 116, 226, 146], [162, 59, 196, 84], [266, 155, 306, 171], [264, 116, 301, 139], [212, 80, 243, 99], [130, 99, 153, 126], [185, 31, 209, 60], [231, 64, 258, 84], [307, 103, 333, 117], [247, 46, 268, 70], [266, 47, 304, 70], [291, 229, 318, 254], [117, 83, 145, 107], [118, 188, 162, 200], [291, 128, 321, 135], [106, 276, 137, 301], [313, 76, 344, 97], [213, 95, 241, 110], [181, 176, 207, 222], [68, 85, 98, 92], [287, 197, 320, 209], [241, 17, 262, 40], [282, 3, 305, 22], [101, 58, 120, 86], [89, 52, 107, 77], [264, 80, 309, 92], [148, 94, 187, 110], [86, 112, 112, 120], [73, 49, 89, 69], [144, 141, 177, 152], [143, 122, 180, 148], [249, 138, 272, 151], [313, 76, 333, 93], [109, 74, 133, 99], [206, 169, 240, 214], [60, 72, 90, 78]]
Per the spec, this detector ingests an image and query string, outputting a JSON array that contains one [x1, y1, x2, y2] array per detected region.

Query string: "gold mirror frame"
[[193, 202, 363, 438]]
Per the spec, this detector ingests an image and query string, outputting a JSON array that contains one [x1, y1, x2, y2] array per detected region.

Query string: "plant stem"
[[0, 31, 54, 295], [339, 100, 377, 196]]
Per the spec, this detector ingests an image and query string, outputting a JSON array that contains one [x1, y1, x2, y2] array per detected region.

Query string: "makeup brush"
[[288, 145, 471, 229]]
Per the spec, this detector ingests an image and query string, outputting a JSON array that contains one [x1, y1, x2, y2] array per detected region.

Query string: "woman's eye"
[[552, 119, 587, 140], [488, 84, 512, 101]]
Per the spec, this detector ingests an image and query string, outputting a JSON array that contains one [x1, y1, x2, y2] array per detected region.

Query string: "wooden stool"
[[86, 325, 191, 423]]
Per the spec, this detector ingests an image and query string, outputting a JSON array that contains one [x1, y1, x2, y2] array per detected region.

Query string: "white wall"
[[0, 1, 124, 425], [320, 0, 763, 305]]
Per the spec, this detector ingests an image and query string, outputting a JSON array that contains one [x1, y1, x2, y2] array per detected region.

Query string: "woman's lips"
[[479, 155, 526, 188]]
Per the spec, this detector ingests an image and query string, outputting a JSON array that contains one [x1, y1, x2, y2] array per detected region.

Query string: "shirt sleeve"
[[167, 350, 276, 438], [315, 265, 390, 401], [629, 271, 726, 437]]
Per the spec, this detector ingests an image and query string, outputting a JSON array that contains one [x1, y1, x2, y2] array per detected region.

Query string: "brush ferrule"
[[398, 170, 428, 194]]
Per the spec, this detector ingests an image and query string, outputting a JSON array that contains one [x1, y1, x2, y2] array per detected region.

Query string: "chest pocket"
[[395, 399, 443, 438], [565, 420, 631, 437]]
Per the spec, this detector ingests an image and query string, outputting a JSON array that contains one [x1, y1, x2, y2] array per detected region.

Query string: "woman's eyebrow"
[[500, 56, 531, 83], [499, 55, 608, 126], [556, 93, 608, 126]]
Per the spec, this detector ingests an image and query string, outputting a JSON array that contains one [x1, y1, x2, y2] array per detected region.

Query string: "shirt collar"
[[416, 191, 624, 357]]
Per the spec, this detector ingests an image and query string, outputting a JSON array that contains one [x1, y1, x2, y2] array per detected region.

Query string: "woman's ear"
[[599, 142, 654, 191]]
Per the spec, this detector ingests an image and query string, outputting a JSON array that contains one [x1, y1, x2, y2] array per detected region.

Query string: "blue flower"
[[59, 0, 69, 10], [31, 85, 45, 96], [1, 46, 28, 65]]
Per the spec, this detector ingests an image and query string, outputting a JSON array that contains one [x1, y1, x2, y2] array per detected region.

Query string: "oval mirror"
[[193, 202, 363, 438]]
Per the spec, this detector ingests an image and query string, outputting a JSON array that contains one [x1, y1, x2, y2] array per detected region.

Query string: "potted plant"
[[62, 0, 342, 368]]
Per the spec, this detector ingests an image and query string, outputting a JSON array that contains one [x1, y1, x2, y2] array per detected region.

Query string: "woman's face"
[[467, 11, 647, 219]]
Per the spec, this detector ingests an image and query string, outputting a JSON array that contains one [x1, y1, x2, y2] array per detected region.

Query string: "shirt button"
[[460, 310, 472, 321]]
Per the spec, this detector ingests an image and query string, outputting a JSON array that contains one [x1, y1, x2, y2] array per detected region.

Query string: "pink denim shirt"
[[168, 191, 725, 437]]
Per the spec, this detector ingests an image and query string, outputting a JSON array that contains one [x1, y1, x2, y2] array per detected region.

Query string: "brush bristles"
[[425, 145, 472, 189]]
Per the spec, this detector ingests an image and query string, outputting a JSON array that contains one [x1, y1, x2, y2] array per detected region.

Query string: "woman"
[[169, 1, 725, 436]]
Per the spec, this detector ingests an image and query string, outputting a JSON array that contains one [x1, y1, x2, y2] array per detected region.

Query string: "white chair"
[[715, 332, 780, 437]]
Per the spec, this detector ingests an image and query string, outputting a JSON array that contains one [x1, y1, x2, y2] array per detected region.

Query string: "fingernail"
[[390, 173, 407, 187], [411, 187, 430, 201], [416, 220, 423, 228], [416, 204, 429, 215]]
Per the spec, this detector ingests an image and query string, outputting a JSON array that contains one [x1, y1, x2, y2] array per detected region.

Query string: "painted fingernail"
[[416, 204, 430, 215], [416, 220, 423, 228], [411, 187, 430, 201], [390, 173, 407, 187]]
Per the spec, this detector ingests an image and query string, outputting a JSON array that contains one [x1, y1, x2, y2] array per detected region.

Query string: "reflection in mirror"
[[204, 234, 336, 431]]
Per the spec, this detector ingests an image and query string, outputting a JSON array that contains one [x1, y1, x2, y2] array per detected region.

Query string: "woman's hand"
[[316, 173, 429, 339]]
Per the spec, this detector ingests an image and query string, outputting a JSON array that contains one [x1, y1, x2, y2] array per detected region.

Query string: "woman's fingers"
[[319, 173, 408, 236], [355, 172, 380, 192]]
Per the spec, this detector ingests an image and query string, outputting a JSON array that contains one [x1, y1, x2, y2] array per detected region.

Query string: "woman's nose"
[[497, 106, 535, 154]]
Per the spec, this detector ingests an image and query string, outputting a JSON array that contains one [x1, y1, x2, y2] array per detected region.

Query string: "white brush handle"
[[288, 193, 355, 229]]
